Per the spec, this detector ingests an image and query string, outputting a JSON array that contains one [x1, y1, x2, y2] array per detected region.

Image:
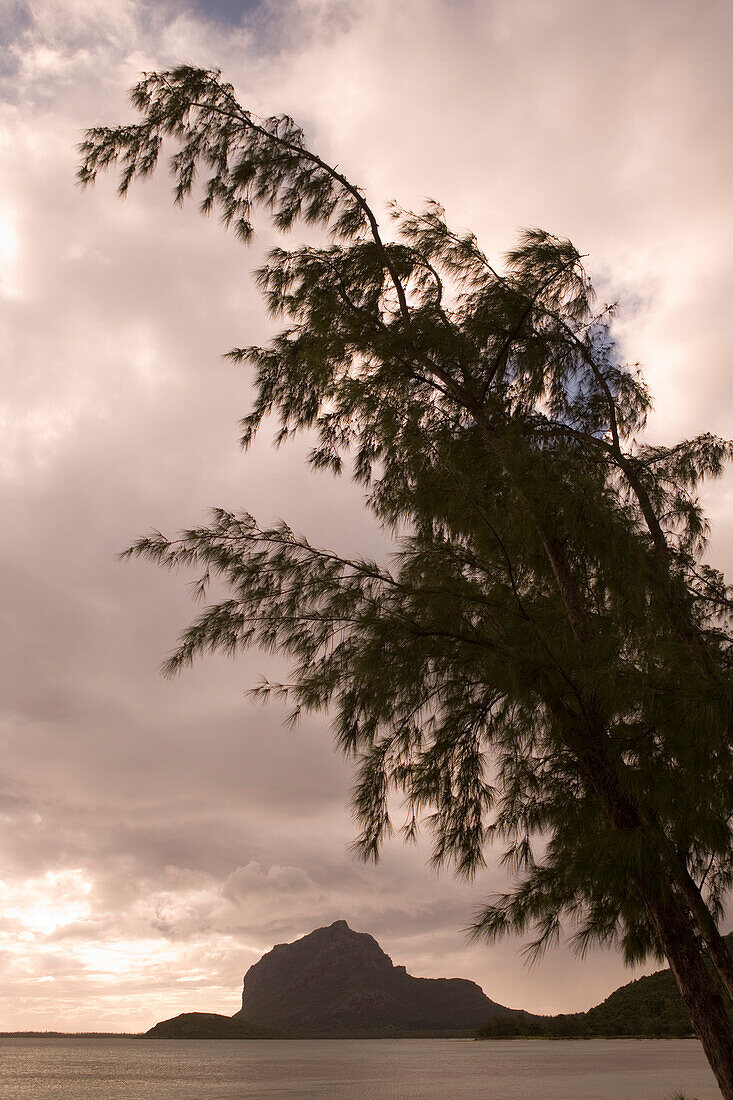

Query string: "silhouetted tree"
[[80, 68, 733, 1094]]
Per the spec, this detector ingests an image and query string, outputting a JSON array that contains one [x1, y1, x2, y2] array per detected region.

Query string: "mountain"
[[147, 920, 526, 1038], [479, 932, 733, 1039], [231, 919, 522, 1037]]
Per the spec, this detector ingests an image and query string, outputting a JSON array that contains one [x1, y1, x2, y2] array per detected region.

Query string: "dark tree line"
[[480, 941, 733, 1039]]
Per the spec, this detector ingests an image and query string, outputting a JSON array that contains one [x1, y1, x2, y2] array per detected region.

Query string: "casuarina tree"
[[79, 68, 733, 1094]]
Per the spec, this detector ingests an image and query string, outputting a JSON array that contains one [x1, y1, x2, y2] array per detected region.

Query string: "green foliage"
[[80, 67, 733, 971], [480, 934, 733, 1039]]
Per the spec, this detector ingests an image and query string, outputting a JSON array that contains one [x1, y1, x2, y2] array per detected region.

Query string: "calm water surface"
[[0, 1037, 720, 1099]]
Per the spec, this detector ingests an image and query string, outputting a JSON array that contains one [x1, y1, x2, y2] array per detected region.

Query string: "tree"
[[79, 67, 733, 1094]]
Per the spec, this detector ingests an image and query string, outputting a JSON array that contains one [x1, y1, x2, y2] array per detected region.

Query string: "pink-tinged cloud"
[[0, 0, 731, 1030]]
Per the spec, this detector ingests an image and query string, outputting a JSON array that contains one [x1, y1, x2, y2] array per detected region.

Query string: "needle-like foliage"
[[80, 66, 733, 1091]]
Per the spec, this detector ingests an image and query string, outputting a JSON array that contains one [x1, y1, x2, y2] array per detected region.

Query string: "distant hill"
[[146, 1013, 281, 1039], [479, 933, 733, 1039], [148, 920, 528, 1039]]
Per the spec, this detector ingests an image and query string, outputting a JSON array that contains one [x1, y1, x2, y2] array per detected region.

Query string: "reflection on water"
[[0, 1036, 719, 1099]]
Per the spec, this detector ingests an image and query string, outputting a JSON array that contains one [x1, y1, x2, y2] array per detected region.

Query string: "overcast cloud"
[[1, 0, 732, 1031]]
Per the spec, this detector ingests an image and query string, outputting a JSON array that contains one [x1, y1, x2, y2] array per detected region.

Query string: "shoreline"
[[0, 1032, 702, 1042]]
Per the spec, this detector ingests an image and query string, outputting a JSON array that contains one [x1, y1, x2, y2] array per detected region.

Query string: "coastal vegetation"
[[481, 933, 733, 1039], [480, 970, 708, 1039]]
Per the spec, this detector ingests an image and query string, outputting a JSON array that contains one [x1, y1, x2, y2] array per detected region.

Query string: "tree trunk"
[[494, 460, 733, 1090], [639, 879, 733, 1099], [565, 722, 733, 1096], [674, 860, 733, 1002]]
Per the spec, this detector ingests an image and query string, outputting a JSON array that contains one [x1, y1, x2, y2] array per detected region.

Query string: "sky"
[[1, 0, 732, 1032]]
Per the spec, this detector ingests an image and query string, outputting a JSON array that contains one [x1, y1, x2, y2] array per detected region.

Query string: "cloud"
[[222, 861, 319, 901], [0, 0, 730, 1031]]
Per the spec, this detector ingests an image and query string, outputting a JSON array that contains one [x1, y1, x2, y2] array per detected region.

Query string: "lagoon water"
[[0, 1037, 720, 1099]]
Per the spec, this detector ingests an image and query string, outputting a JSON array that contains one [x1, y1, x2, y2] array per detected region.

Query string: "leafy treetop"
[[78, 66, 733, 970]]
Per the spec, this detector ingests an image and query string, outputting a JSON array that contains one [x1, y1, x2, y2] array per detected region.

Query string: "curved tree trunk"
[[639, 880, 733, 1099], [674, 861, 733, 1002], [564, 716, 733, 1096]]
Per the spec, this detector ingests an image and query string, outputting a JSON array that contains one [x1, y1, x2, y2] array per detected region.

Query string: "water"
[[0, 1037, 720, 1099]]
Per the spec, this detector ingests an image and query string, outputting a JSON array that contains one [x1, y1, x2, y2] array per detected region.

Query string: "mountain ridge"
[[147, 921, 733, 1039], [147, 919, 526, 1038]]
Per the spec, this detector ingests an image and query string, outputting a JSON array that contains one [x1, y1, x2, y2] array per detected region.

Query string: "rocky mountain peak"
[[231, 920, 518, 1037]]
